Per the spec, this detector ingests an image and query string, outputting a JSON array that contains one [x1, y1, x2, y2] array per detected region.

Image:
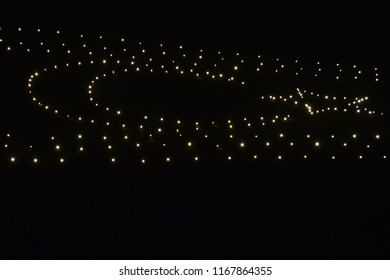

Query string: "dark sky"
[[1, 1, 389, 260]]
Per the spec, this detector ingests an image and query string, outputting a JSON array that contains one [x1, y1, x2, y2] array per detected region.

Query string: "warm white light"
[[55, 145, 60, 150], [10, 157, 15, 162], [315, 142, 320, 147], [166, 157, 170, 162], [187, 142, 192, 147], [240, 142, 245, 148]]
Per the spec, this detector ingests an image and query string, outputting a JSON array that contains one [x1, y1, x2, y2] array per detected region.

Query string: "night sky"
[[1, 3, 389, 259]]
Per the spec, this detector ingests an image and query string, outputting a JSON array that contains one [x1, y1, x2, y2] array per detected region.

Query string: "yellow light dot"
[[111, 158, 116, 162], [194, 156, 199, 161], [315, 142, 320, 147], [33, 158, 38, 163], [188, 142, 192, 147], [166, 157, 170, 162], [278, 155, 282, 160], [10, 157, 15, 162], [141, 159, 146, 164], [240, 142, 245, 147], [60, 158, 64, 163], [56, 145, 60, 150], [376, 134, 380, 139]]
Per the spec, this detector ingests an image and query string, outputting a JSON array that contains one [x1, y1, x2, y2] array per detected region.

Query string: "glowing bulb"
[[315, 142, 320, 147], [240, 142, 245, 148], [10, 157, 15, 162], [188, 142, 192, 147]]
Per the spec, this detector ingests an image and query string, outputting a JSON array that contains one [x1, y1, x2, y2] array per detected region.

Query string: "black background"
[[1, 2, 389, 259]]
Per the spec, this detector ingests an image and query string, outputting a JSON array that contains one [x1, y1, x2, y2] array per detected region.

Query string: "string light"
[[0, 26, 386, 167]]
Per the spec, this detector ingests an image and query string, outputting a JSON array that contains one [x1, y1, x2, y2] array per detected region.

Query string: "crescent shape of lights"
[[0, 26, 388, 166]]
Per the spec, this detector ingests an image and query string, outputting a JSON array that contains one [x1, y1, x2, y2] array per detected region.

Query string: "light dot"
[[166, 157, 170, 162], [187, 142, 192, 147], [315, 142, 320, 147], [10, 157, 15, 162], [240, 142, 245, 148]]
